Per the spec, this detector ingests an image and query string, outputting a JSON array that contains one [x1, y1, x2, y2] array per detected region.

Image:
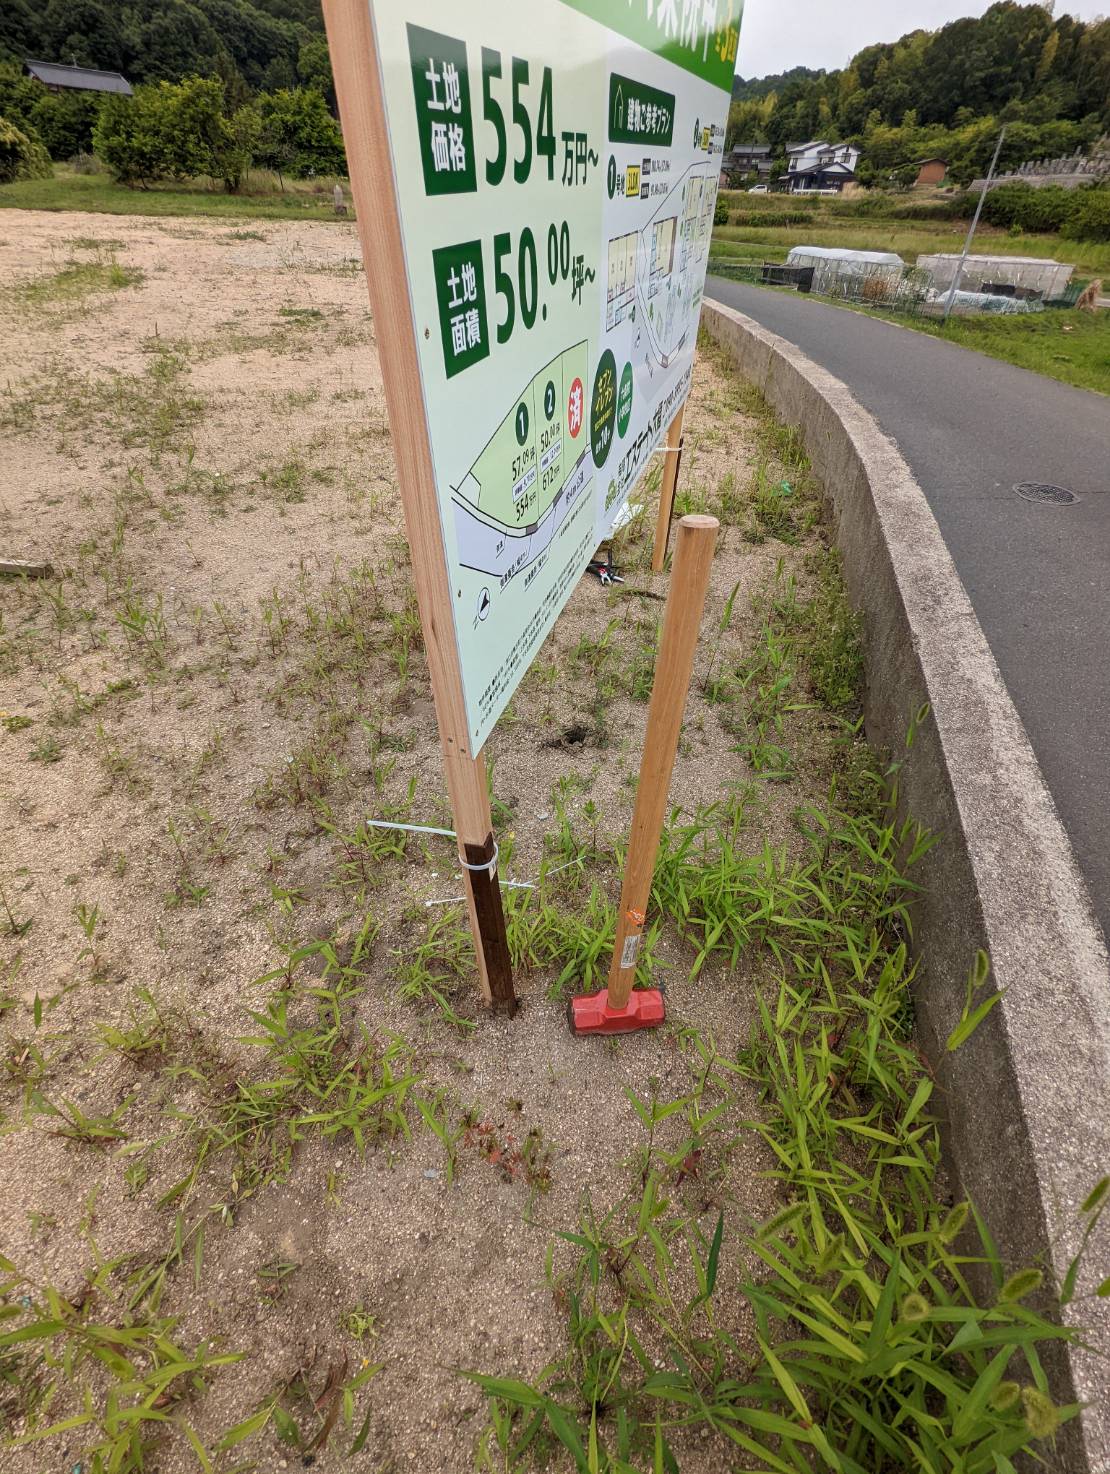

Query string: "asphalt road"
[[706, 277, 1110, 941]]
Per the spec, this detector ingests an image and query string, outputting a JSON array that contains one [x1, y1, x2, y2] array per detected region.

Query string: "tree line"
[[0, 69, 345, 188], [0, 0, 330, 100], [0, 0, 345, 188], [728, 1, 1110, 187]]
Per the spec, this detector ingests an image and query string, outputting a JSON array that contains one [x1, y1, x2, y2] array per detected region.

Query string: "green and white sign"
[[369, 0, 742, 746]]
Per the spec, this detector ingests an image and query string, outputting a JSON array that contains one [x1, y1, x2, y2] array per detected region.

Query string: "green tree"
[[135, 3, 226, 84], [93, 88, 172, 186], [1036, 28, 1060, 84], [0, 2, 38, 67], [1073, 17, 1110, 125], [213, 101, 259, 191], [248, 0, 323, 24], [255, 86, 344, 183], [260, 54, 296, 91], [40, 0, 127, 73], [190, 0, 303, 92], [0, 60, 100, 159], [297, 34, 335, 112], [160, 74, 228, 178], [29, 89, 101, 158], [1061, 185, 1110, 242], [0, 113, 52, 182], [0, 62, 41, 134], [92, 76, 257, 189], [214, 50, 251, 113]]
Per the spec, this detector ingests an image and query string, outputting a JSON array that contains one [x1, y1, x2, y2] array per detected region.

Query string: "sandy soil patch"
[[1, 211, 857, 1473]]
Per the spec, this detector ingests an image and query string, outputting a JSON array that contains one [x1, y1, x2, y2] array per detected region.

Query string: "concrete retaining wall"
[[702, 300, 1110, 1470]]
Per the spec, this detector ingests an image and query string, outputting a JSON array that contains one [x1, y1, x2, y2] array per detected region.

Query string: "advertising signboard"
[[323, 0, 742, 1006], [368, 0, 740, 748]]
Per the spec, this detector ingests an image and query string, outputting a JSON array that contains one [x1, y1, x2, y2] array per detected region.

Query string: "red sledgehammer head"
[[569, 987, 666, 1036]]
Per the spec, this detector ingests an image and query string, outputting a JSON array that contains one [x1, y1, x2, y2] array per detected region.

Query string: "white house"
[[780, 140, 860, 194]]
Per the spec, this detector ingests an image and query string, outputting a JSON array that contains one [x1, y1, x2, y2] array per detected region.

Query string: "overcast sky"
[[738, 0, 1107, 78]]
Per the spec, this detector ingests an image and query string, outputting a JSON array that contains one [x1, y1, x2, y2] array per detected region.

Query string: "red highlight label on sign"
[[568, 377, 584, 438]]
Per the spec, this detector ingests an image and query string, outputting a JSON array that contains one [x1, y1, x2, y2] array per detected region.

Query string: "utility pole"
[[943, 125, 1007, 325]]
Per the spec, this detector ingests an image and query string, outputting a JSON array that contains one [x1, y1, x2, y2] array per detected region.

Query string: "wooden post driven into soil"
[[321, 0, 515, 1013], [608, 514, 719, 1010], [651, 407, 686, 574]]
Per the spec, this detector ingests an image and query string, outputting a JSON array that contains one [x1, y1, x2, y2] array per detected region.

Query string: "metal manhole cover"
[[1014, 482, 1078, 506]]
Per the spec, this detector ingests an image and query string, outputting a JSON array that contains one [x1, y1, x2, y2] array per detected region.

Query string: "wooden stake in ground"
[[572, 514, 719, 1035], [651, 408, 686, 573], [321, 0, 515, 1012]]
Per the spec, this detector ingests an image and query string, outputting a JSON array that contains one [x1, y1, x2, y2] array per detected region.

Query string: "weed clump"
[[8, 254, 143, 312]]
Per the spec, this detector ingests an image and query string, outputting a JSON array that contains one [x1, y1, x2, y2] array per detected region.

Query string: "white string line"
[[366, 818, 492, 874], [367, 819, 456, 838], [423, 857, 584, 908], [365, 820, 581, 904]]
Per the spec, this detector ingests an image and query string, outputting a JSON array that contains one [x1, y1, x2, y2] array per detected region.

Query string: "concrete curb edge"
[[702, 298, 1110, 1469]]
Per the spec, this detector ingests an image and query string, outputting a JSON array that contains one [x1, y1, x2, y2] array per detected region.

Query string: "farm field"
[[712, 189, 1110, 279], [710, 192, 1110, 392], [0, 213, 1083, 1472]]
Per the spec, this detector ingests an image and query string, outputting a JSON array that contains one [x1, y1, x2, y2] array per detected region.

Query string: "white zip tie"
[[457, 839, 499, 878]]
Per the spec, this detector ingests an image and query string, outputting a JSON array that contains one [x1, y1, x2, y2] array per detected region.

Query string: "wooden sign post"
[[572, 514, 719, 1034], [323, 0, 515, 1012]]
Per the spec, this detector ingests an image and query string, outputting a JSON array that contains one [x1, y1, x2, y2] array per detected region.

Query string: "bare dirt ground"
[[0, 213, 857, 1472]]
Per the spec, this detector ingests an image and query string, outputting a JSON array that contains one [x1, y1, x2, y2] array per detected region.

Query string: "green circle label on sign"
[[515, 401, 529, 446], [590, 349, 617, 469], [544, 379, 556, 420], [617, 361, 634, 439]]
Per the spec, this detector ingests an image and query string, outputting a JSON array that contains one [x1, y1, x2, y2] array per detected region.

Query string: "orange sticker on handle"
[[627, 908, 646, 928]]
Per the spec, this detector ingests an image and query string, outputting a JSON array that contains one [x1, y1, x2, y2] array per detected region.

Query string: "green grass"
[[0, 164, 351, 222], [0, 1253, 242, 1473], [886, 305, 1109, 396], [8, 257, 144, 311], [458, 368, 1105, 1471], [778, 293, 1109, 395], [471, 966, 1101, 1471]]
